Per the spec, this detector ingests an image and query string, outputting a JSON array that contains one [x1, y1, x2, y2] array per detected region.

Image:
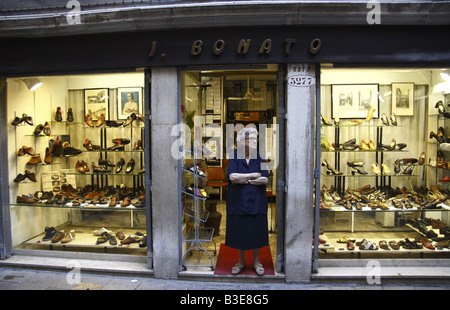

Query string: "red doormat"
[[214, 244, 275, 275]]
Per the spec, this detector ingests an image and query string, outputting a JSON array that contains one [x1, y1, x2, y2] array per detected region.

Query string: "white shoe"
[[93, 227, 112, 236]]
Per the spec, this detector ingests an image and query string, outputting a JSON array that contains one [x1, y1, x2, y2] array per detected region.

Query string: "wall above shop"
[[0, 1, 450, 38]]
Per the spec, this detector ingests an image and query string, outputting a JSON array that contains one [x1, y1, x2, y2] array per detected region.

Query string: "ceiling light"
[[23, 78, 43, 91]]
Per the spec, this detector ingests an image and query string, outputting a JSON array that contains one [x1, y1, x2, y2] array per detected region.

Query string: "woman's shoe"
[[372, 162, 381, 175], [83, 138, 100, 151], [381, 113, 389, 126], [125, 159, 135, 173], [55, 107, 63, 122], [366, 105, 376, 122], [22, 113, 33, 125], [418, 152, 426, 165], [98, 158, 115, 167], [321, 114, 332, 126], [390, 113, 398, 126], [67, 108, 74, 122], [123, 113, 137, 127], [11, 116, 24, 126]]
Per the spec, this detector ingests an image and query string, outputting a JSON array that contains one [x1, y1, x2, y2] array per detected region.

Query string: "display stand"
[[181, 141, 216, 271]]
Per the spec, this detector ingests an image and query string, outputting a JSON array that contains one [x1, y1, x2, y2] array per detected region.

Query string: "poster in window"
[[392, 83, 414, 116], [331, 84, 379, 119], [117, 87, 143, 120]]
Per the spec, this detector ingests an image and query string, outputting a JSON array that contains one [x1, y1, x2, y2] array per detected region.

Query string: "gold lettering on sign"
[[285, 38, 296, 54], [191, 40, 203, 56], [213, 40, 225, 55], [259, 39, 272, 55], [236, 39, 251, 54], [149, 41, 157, 57]]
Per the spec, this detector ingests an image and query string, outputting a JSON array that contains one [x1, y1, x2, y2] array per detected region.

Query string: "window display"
[[317, 68, 450, 259], [8, 73, 147, 255]]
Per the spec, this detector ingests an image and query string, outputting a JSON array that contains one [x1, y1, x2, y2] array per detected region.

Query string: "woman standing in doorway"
[[226, 126, 269, 276]]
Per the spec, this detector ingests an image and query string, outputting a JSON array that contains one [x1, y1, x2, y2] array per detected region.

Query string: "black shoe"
[[22, 114, 33, 126], [11, 116, 24, 126], [67, 108, 74, 122], [34, 124, 44, 135], [116, 158, 125, 173], [98, 158, 115, 167], [106, 120, 124, 127], [125, 159, 135, 174], [42, 226, 57, 241], [63, 146, 82, 156], [123, 113, 137, 127]]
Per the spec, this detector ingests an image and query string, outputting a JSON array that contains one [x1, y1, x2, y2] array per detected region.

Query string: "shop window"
[[317, 67, 450, 258], [8, 72, 148, 255], [180, 67, 280, 273]]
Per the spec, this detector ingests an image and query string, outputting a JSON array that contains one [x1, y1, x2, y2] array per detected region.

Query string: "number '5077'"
[[288, 75, 316, 87]]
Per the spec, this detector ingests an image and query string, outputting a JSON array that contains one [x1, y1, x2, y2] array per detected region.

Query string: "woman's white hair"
[[236, 126, 258, 144]]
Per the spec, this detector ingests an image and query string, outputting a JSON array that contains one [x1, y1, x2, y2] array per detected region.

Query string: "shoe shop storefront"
[[1, 4, 450, 282]]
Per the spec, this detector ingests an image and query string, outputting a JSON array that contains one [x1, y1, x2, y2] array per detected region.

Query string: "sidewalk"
[[0, 266, 449, 291]]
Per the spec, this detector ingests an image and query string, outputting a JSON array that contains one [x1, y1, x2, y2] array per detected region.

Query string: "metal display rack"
[[181, 141, 216, 271]]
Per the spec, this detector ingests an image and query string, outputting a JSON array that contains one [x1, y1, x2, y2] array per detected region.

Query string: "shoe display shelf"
[[12, 114, 146, 214], [320, 122, 436, 238], [181, 141, 216, 271]]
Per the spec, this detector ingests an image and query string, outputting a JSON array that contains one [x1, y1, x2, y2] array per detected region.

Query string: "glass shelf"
[[11, 202, 146, 211]]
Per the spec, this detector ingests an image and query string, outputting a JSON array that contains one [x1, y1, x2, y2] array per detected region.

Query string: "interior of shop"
[[180, 65, 280, 274], [7, 72, 147, 255], [318, 67, 450, 259]]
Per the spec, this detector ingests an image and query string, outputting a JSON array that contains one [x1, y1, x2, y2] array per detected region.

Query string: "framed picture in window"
[[331, 84, 379, 119], [392, 82, 414, 116], [84, 88, 109, 121], [117, 87, 143, 120]]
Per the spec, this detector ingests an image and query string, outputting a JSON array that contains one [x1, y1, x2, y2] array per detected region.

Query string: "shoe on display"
[[133, 140, 142, 150], [365, 105, 376, 122], [61, 230, 76, 243], [11, 116, 24, 126], [105, 120, 124, 127], [42, 122, 51, 135], [439, 143, 450, 151], [14, 173, 27, 183], [360, 140, 369, 151], [85, 114, 94, 127], [83, 138, 101, 151], [381, 163, 391, 175], [67, 108, 74, 122], [109, 196, 119, 207], [321, 114, 332, 126], [435, 100, 445, 114], [115, 158, 125, 173], [22, 113, 33, 126], [98, 158, 115, 167], [34, 124, 44, 135], [116, 231, 125, 240], [121, 196, 132, 207], [96, 113, 105, 127], [396, 143, 407, 150], [371, 162, 381, 175], [368, 140, 377, 151], [125, 158, 135, 173], [42, 226, 58, 242], [390, 113, 398, 126], [75, 161, 85, 173], [418, 152, 426, 165], [381, 113, 389, 126], [93, 227, 112, 236], [55, 107, 63, 122], [123, 113, 137, 127], [25, 170, 37, 182], [27, 154, 42, 165]]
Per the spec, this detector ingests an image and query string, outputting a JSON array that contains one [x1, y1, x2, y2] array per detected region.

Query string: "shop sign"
[[148, 38, 322, 59]]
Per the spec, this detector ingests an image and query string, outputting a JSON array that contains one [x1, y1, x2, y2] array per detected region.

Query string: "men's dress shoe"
[[125, 159, 135, 174], [93, 165, 110, 173], [116, 231, 125, 240], [34, 124, 44, 135], [11, 116, 24, 126], [116, 158, 125, 173], [109, 196, 119, 207], [342, 138, 356, 147], [55, 107, 63, 122], [366, 105, 376, 122], [24, 170, 37, 182], [67, 108, 74, 122], [51, 136, 63, 156], [43, 122, 51, 135], [27, 154, 42, 165], [121, 196, 132, 207], [17, 147, 25, 156], [106, 120, 124, 127], [83, 138, 100, 151], [96, 113, 105, 127], [85, 114, 94, 127], [390, 113, 398, 126], [81, 160, 89, 172], [98, 158, 115, 167], [75, 161, 85, 173], [42, 227, 58, 241], [16, 195, 35, 204], [22, 113, 33, 125], [51, 230, 65, 243]]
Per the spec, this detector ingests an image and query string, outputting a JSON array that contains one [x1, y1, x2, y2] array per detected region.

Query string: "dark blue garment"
[[226, 150, 269, 215]]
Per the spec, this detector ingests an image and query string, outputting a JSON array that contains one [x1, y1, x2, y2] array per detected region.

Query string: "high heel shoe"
[[390, 113, 398, 126], [321, 159, 342, 175]]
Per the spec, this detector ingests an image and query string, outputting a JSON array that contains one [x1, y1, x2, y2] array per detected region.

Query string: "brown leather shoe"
[[16, 195, 35, 204], [116, 231, 125, 240], [109, 196, 119, 207], [61, 230, 76, 243], [133, 140, 142, 150], [75, 161, 85, 173], [27, 154, 42, 165], [51, 230, 65, 243], [85, 114, 94, 127], [96, 113, 105, 127], [14, 173, 27, 183], [44, 148, 52, 164], [17, 147, 25, 156], [43, 121, 51, 135], [25, 170, 36, 182], [121, 196, 131, 207], [85, 191, 96, 200], [120, 235, 140, 245]]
